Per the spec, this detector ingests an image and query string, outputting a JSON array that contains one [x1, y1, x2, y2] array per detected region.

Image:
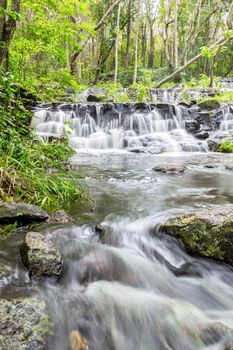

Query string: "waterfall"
[[220, 105, 233, 132], [32, 103, 209, 152]]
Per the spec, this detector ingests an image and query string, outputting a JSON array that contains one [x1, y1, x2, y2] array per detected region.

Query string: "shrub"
[[218, 139, 233, 153]]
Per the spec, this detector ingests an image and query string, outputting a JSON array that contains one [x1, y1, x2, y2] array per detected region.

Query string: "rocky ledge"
[[0, 203, 49, 224], [0, 295, 53, 350], [21, 232, 63, 279], [159, 206, 233, 264]]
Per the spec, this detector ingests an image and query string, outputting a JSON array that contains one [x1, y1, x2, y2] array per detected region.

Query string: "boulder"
[[198, 99, 220, 111], [0, 295, 53, 350], [153, 164, 185, 174], [0, 203, 49, 224], [159, 206, 233, 264], [21, 232, 62, 279], [47, 210, 74, 224], [195, 131, 209, 140]]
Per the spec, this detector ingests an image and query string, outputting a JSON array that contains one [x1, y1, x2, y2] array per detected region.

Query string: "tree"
[[0, 0, 20, 70]]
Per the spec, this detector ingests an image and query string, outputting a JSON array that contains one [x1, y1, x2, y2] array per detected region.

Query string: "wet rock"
[[185, 120, 200, 133], [159, 205, 233, 264], [195, 322, 233, 348], [47, 210, 74, 224], [195, 131, 209, 140], [0, 203, 49, 224], [174, 262, 203, 278], [69, 330, 89, 350], [225, 164, 233, 171], [0, 295, 53, 350], [153, 164, 185, 174], [204, 163, 223, 169], [21, 232, 62, 279], [95, 224, 105, 236], [198, 99, 220, 111]]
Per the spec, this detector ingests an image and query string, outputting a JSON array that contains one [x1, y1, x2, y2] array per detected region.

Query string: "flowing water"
[[1, 104, 233, 350], [32, 103, 208, 152]]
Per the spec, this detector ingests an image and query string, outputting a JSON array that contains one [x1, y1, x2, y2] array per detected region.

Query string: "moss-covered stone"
[[0, 295, 53, 350], [198, 99, 220, 111], [21, 232, 63, 279], [159, 206, 233, 264]]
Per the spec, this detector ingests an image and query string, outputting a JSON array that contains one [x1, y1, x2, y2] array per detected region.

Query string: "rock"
[[195, 322, 233, 348], [21, 232, 62, 279], [185, 120, 200, 133], [174, 262, 203, 278], [204, 163, 223, 169], [225, 164, 233, 171], [0, 203, 49, 224], [47, 210, 74, 224], [159, 206, 233, 264], [198, 99, 220, 111], [153, 164, 185, 174], [195, 131, 209, 140], [69, 330, 89, 350], [0, 295, 53, 350]]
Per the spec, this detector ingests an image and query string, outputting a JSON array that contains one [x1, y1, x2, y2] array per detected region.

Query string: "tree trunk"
[[156, 37, 229, 88], [125, 0, 131, 70], [0, 0, 20, 70], [133, 0, 140, 84], [172, 0, 179, 68], [114, 4, 121, 84], [148, 26, 154, 68]]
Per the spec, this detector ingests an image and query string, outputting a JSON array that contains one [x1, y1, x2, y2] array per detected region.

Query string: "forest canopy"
[[0, 0, 233, 98]]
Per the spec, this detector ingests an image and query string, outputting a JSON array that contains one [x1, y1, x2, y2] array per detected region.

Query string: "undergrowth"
[[0, 72, 86, 213]]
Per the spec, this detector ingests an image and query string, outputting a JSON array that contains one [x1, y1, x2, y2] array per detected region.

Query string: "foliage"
[[218, 139, 233, 153], [0, 73, 86, 212]]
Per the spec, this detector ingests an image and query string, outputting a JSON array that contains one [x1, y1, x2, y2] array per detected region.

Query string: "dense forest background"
[[0, 0, 233, 98]]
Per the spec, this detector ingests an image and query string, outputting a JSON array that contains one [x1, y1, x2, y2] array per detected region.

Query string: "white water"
[[220, 105, 233, 132], [32, 104, 208, 152]]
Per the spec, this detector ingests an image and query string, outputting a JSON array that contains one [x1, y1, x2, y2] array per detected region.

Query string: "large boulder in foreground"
[[0, 295, 53, 350], [21, 232, 62, 279], [159, 206, 233, 264], [0, 203, 49, 224]]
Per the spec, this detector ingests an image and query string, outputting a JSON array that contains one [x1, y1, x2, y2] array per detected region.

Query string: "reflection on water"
[[1, 151, 233, 350]]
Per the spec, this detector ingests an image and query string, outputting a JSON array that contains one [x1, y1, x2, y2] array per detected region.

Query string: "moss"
[[160, 212, 233, 263], [0, 296, 53, 350]]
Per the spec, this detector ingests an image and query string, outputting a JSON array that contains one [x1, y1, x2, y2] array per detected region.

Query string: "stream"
[[1, 103, 233, 349]]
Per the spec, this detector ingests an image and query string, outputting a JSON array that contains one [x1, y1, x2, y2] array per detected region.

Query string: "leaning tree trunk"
[[0, 0, 20, 70], [156, 37, 230, 88]]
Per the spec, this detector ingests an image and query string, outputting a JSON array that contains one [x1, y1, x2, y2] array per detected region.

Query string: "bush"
[[0, 131, 85, 211], [0, 73, 86, 212], [218, 139, 233, 153]]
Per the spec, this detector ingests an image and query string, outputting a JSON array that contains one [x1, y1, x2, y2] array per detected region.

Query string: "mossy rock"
[[0, 295, 53, 350], [0, 203, 49, 224], [21, 232, 63, 279], [198, 99, 220, 111], [159, 206, 233, 264]]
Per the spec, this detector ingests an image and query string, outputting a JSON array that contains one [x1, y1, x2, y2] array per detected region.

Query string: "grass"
[[0, 130, 86, 212]]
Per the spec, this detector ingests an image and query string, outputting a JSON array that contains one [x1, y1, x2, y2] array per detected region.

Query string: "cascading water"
[[220, 105, 233, 132], [32, 103, 208, 152]]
